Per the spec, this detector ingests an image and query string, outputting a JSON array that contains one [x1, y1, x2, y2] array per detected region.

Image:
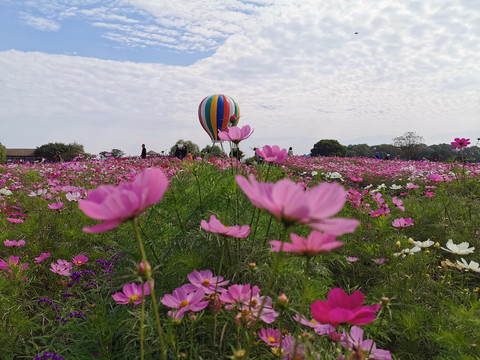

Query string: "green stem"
[[369, 303, 387, 355], [140, 288, 145, 360], [292, 257, 311, 357], [194, 172, 204, 216], [170, 187, 187, 237], [133, 220, 167, 360]]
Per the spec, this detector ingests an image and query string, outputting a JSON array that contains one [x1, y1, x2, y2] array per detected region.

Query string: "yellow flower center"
[[77, 261, 83, 264], [202, 279, 210, 286], [268, 336, 276, 343], [310, 320, 317, 325], [129, 294, 140, 302], [180, 300, 189, 308]]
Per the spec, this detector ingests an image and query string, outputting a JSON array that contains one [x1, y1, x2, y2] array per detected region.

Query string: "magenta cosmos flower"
[[73, 254, 88, 266], [183, 269, 230, 294], [236, 174, 359, 235], [34, 252, 51, 263], [269, 231, 344, 257], [200, 215, 250, 238], [311, 288, 380, 327], [161, 284, 209, 320], [79, 168, 168, 233], [218, 125, 254, 144], [451, 138, 470, 149], [48, 201, 64, 210], [255, 145, 288, 163], [4, 239, 26, 247], [112, 282, 151, 306], [392, 217, 414, 228]]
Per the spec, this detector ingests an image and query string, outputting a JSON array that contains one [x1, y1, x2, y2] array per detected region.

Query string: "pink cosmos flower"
[[161, 284, 209, 320], [79, 168, 169, 233], [4, 239, 26, 247], [50, 259, 73, 276], [392, 217, 414, 228], [269, 231, 344, 257], [220, 284, 260, 308], [255, 145, 288, 163], [311, 288, 380, 327], [342, 326, 392, 360], [200, 215, 250, 238], [392, 197, 405, 211], [34, 252, 51, 263], [6, 218, 24, 223], [405, 183, 419, 190], [182, 269, 230, 294], [73, 254, 89, 266], [235, 175, 359, 235], [258, 328, 281, 346], [451, 138, 470, 149], [425, 191, 435, 198], [218, 125, 254, 144], [293, 314, 336, 335], [48, 201, 64, 210], [281, 335, 307, 360], [112, 282, 151, 306], [347, 257, 360, 262], [372, 258, 389, 265], [0, 256, 22, 271], [0, 256, 29, 279]]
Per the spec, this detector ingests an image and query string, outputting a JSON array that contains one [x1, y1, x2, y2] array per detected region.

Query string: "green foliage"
[[201, 144, 223, 157], [0, 142, 6, 164], [169, 139, 200, 157], [35, 142, 85, 162], [99, 148, 125, 158], [310, 139, 347, 157]]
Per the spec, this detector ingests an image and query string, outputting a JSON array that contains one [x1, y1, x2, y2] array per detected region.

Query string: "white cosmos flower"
[[0, 188, 12, 196], [390, 184, 402, 190], [326, 172, 342, 179], [441, 239, 475, 255], [311, 171, 318, 176], [414, 240, 434, 249], [404, 246, 422, 255], [66, 192, 81, 202], [456, 258, 480, 273]]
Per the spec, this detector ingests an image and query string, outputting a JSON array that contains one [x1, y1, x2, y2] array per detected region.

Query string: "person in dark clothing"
[[181, 146, 187, 159], [141, 144, 147, 159], [174, 145, 182, 159]]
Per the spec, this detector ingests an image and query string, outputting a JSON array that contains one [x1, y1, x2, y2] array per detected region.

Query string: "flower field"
[[1, 149, 479, 359]]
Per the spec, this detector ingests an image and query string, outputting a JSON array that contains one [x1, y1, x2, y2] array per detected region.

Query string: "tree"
[[201, 144, 223, 157], [0, 142, 6, 164], [371, 144, 400, 159], [347, 144, 374, 158], [392, 132, 425, 160], [310, 139, 347, 157], [99, 149, 125, 159], [35, 142, 85, 162], [169, 139, 200, 157]]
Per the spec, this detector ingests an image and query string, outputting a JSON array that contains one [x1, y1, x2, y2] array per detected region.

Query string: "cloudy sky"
[[1, 0, 479, 157]]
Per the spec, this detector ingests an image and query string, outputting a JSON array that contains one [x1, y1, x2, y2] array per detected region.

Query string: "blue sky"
[[1, 0, 479, 157]]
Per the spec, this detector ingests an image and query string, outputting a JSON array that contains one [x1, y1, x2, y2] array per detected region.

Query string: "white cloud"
[[1, 0, 480, 156], [20, 14, 60, 31]]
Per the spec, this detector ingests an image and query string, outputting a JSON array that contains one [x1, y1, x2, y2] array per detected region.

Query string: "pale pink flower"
[[79, 168, 169, 233], [293, 314, 335, 335], [4, 239, 26, 247], [50, 260, 72, 276], [218, 125, 254, 144], [200, 215, 250, 238], [269, 231, 344, 256], [255, 145, 288, 163], [161, 284, 209, 320], [258, 328, 281, 346], [392, 197, 405, 211], [372, 258, 389, 264], [347, 257, 360, 262], [183, 269, 230, 294], [235, 175, 359, 235], [34, 253, 51, 263], [392, 217, 414, 228], [405, 183, 419, 190], [112, 282, 151, 306], [48, 201, 64, 210], [73, 254, 89, 266], [342, 326, 392, 360]]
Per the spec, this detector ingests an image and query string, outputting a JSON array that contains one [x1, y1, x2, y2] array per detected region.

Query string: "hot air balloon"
[[198, 94, 240, 142]]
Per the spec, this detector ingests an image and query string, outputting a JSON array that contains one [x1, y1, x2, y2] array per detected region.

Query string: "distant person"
[[288, 147, 294, 156], [141, 144, 147, 159], [375, 153, 381, 159], [384, 153, 390, 160], [174, 145, 182, 159], [180, 146, 187, 159], [186, 152, 194, 161]]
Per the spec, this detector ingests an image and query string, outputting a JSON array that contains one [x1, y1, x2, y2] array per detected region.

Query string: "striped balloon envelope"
[[198, 94, 240, 141]]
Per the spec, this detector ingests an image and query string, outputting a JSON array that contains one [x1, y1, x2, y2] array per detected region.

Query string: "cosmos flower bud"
[[396, 241, 401, 247], [434, 242, 440, 248], [408, 238, 414, 245], [137, 261, 151, 276]]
